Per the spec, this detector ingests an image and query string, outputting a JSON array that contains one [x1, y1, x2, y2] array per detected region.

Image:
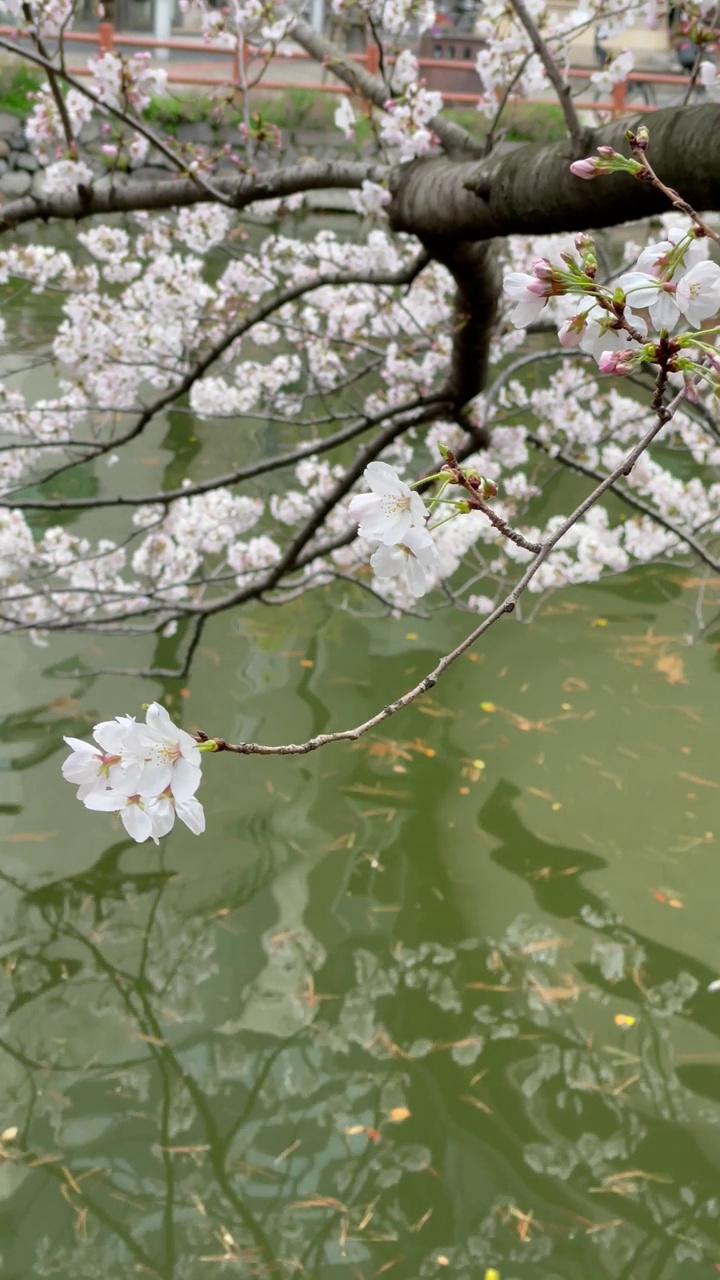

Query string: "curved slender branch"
[[195, 388, 685, 755], [508, 0, 587, 154], [0, 34, 236, 204]]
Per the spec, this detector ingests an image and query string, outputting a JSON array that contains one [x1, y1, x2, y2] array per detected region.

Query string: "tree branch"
[[509, 0, 587, 154], [389, 103, 720, 240], [3, 253, 427, 499], [195, 389, 685, 755], [288, 15, 483, 158], [420, 239, 501, 414], [0, 159, 384, 233]]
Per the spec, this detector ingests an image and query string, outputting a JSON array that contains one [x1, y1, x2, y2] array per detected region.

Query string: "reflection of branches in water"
[[0, 798, 719, 1274]]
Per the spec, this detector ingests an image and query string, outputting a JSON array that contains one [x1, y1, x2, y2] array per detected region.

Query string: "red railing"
[[0, 22, 695, 115]]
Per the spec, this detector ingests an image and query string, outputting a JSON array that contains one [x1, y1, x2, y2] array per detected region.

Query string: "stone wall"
[[0, 110, 372, 200]]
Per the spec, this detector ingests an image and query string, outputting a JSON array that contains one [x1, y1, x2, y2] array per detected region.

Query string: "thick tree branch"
[[0, 160, 383, 232], [420, 239, 501, 413], [389, 103, 720, 239]]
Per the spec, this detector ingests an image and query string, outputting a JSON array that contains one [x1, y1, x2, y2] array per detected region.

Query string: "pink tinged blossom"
[[370, 526, 440, 598], [558, 313, 587, 348], [532, 258, 554, 281], [62, 735, 123, 793], [62, 714, 141, 797], [598, 348, 637, 375], [579, 304, 647, 361], [636, 228, 708, 281], [675, 261, 720, 328], [348, 460, 428, 545], [502, 272, 550, 328], [569, 157, 601, 179]]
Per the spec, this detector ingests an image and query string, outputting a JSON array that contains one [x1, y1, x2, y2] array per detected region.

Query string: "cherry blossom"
[[125, 702, 203, 801], [83, 784, 205, 844], [334, 97, 356, 141], [675, 261, 720, 329], [503, 273, 552, 327], [348, 461, 429, 545], [62, 705, 206, 843], [370, 526, 440, 598], [62, 716, 140, 798]]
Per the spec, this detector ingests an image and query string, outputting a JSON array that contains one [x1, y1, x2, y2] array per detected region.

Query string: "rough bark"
[[421, 238, 501, 414], [389, 103, 720, 240], [0, 161, 384, 233]]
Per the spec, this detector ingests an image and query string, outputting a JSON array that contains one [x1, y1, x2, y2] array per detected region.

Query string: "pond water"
[[2, 230, 720, 1279]]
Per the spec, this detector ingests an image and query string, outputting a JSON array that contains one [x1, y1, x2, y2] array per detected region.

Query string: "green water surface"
[[2, 231, 720, 1280]]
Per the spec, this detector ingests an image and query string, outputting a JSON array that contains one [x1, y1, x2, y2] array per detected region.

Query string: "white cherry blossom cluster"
[[503, 217, 720, 387], [88, 51, 168, 113], [3, 0, 74, 37], [62, 703, 206, 844], [26, 86, 93, 165], [330, 0, 436, 36], [348, 461, 440, 597], [2, 184, 720, 634], [380, 66, 443, 161], [473, 0, 639, 117], [179, 0, 290, 49]]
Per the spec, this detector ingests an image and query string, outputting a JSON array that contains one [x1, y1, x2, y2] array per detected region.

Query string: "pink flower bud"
[[569, 158, 600, 179], [558, 315, 586, 348], [598, 348, 636, 375], [596, 146, 617, 157], [532, 258, 554, 280]]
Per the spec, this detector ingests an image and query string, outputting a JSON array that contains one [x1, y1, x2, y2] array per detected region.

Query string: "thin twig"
[[508, 0, 586, 154], [195, 386, 685, 756]]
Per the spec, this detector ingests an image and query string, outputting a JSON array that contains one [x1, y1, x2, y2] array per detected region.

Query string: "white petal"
[[408, 491, 429, 526], [121, 803, 154, 844], [363, 461, 405, 497], [144, 702, 176, 738], [649, 291, 679, 332], [62, 752, 101, 785], [83, 789, 124, 813], [92, 721, 126, 754], [175, 797, 206, 835], [404, 555, 430, 597], [134, 759, 173, 796], [510, 297, 545, 328], [147, 797, 175, 839], [63, 736, 94, 754], [170, 755, 201, 802], [348, 493, 383, 527], [370, 543, 404, 578]]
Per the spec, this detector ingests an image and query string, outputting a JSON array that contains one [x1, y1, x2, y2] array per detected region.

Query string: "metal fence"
[[0, 21, 697, 115]]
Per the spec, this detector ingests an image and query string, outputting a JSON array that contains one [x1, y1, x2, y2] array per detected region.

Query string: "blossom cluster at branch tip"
[[502, 211, 720, 390], [349, 461, 440, 598], [62, 703, 206, 844]]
